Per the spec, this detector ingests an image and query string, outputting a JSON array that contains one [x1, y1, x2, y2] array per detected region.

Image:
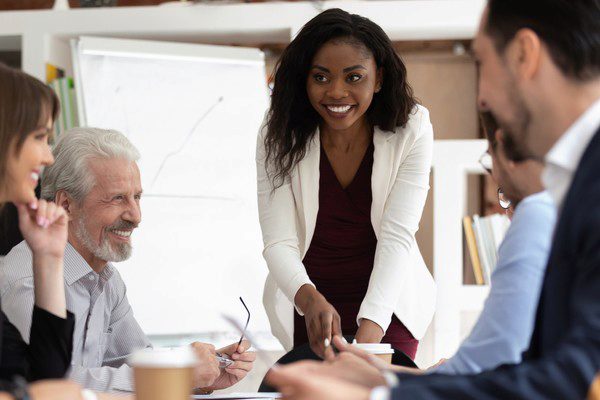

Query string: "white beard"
[[74, 216, 132, 263]]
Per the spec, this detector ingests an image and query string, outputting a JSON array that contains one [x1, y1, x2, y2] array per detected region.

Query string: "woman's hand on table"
[[294, 285, 342, 359], [355, 319, 384, 344], [206, 340, 256, 391]]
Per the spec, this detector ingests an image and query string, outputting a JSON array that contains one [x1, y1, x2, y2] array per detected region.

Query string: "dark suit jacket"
[[393, 127, 600, 399]]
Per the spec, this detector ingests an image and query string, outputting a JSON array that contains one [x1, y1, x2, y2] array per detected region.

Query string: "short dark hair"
[[265, 8, 417, 188], [485, 0, 600, 81]]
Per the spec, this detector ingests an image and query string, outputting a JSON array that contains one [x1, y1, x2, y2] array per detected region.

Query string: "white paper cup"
[[129, 347, 198, 400], [351, 342, 394, 363]]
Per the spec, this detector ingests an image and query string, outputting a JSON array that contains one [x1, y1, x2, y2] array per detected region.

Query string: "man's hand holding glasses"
[[191, 297, 256, 394]]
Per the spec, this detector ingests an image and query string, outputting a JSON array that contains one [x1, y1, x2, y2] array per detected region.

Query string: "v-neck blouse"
[[295, 142, 377, 335]]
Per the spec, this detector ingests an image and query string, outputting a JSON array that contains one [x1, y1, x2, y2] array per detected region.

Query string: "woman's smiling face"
[[306, 38, 382, 132], [4, 117, 54, 205]]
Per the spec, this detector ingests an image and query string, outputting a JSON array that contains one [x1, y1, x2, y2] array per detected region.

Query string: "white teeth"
[[112, 230, 132, 238], [327, 105, 352, 113], [30, 172, 39, 181]]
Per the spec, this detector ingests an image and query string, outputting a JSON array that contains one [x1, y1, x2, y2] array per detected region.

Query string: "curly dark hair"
[[264, 8, 417, 188]]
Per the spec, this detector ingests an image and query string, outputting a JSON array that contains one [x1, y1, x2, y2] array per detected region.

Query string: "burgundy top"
[[293, 141, 418, 359]]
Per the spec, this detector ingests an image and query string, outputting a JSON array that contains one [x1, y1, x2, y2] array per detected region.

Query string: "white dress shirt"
[[0, 241, 151, 392], [542, 97, 600, 207]]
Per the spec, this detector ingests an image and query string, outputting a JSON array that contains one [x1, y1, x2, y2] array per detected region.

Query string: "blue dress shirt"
[[431, 190, 556, 375]]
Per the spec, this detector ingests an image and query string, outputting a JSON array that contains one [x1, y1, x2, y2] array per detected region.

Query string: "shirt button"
[[88, 275, 95, 281]]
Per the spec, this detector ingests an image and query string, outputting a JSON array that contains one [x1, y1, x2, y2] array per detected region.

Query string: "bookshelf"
[[432, 139, 490, 360]]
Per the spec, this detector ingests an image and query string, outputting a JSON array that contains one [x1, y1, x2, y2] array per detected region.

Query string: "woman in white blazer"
[[256, 9, 435, 359]]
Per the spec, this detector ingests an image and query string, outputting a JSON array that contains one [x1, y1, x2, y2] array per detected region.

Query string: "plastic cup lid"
[[128, 346, 198, 368], [351, 342, 394, 355]]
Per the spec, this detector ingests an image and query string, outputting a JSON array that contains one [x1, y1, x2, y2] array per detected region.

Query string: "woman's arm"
[[357, 107, 434, 336], [256, 122, 313, 304], [256, 122, 341, 357], [14, 201, 73, 380], [16, 201, 68, 318]]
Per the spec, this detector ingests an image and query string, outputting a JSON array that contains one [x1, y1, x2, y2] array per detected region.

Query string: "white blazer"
[[256, 105, 436, 351]]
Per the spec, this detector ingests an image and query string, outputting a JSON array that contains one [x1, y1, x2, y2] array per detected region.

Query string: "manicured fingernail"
[[342, 337, 348, 344], [324, 338, 330, 347], [29, 201, 38, 210], [37, 216, 44, 226], [43, 219, 50, 228]]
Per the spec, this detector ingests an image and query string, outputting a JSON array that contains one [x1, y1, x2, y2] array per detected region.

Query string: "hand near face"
[[266, 362, 372, 400], [16, 200, 68, 261], [207, 340, 256, 391], [190, 342, 220, 389]]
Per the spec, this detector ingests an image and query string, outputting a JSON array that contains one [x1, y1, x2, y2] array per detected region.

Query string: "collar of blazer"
[[295, 125, 398, 255]]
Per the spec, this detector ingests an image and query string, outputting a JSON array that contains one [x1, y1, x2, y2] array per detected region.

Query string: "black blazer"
[[0, 302, 74, 382], [392, 127, 600, 399]]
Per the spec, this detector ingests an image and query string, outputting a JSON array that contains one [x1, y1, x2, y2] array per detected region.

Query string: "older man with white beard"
[[0, 127, 255, 393]]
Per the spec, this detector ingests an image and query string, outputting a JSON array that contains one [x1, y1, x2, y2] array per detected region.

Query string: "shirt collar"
[[63, 242, 116, 286], [543, 97, 600, 204]]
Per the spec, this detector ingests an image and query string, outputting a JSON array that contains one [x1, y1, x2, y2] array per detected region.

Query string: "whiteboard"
[[72, 37, 271, 339]]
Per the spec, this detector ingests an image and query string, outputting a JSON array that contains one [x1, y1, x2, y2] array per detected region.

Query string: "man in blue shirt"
[[430, 113, 556, 375]]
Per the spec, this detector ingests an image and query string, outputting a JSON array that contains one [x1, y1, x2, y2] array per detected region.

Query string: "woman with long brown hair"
[[0, 62, 87, 399]]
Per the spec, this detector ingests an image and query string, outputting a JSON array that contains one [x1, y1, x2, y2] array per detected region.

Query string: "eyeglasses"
[[479, 151, 512, 210], [498, 188, 512, 210], [479, 151, 493, 174], [215, 297, 250, 367], [237, 297, 250, 347]]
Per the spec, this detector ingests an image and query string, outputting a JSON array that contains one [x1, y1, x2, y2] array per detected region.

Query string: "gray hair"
[[41, 127, 140, 202]]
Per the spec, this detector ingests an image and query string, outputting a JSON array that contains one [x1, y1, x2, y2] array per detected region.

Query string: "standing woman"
[[0, 62, 79, 396], [257, 9, 435, 360]]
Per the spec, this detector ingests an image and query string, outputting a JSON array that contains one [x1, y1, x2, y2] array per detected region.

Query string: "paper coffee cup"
[[129, 347, 198, 400], [351, 341, 394, 363]]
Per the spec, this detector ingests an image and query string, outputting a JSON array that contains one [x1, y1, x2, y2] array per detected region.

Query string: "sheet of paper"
[[191, 393, 281, 399]]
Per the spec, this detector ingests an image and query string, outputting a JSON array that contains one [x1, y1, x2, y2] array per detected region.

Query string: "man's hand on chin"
[[206, 340, 256, 391], [266, 361, 373, 400]]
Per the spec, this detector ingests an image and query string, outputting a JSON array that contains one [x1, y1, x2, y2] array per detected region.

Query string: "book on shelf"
[[463, 213, 511, 285], [46, 63, 65, 84], [49, 76, 79, 137]]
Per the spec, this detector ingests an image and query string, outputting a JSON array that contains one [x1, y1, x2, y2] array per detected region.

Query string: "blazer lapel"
[[296, 129, 321, 255], [371, 127, 395, 237]]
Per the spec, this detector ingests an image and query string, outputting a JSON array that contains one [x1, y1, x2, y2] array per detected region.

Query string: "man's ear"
[[55, 190, 74, 221], [375, 67, 384, 93], [506, 28, 542, 82]]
